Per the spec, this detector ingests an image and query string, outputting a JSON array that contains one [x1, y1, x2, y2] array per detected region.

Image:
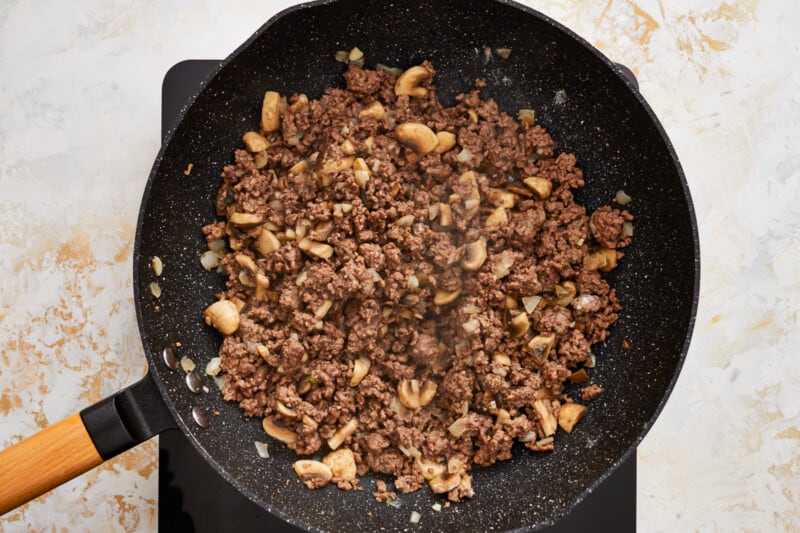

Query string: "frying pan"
[[0, 0, 699, 530]]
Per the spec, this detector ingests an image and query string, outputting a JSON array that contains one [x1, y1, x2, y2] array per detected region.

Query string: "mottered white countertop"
[[1, 1, 798, 531]]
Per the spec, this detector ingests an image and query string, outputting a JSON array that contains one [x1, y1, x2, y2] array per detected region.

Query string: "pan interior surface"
[[135, 0, 698, 530]]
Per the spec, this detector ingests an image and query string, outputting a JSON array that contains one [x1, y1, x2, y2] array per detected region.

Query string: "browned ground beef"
[[202, 62, 631, 502]]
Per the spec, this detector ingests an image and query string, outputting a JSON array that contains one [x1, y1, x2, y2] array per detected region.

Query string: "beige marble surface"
[[0, 0, 797, 531]]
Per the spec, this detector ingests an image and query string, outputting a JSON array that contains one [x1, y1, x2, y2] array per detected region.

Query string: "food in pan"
[[201, 57, 632, 502]]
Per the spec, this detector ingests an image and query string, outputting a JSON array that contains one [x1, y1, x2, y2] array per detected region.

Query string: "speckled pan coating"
[[133, 0, 700, 531]]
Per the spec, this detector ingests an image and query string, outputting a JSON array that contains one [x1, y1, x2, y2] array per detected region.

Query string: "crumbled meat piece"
[[204, 62, 631, 504], [581, 383, 604, 400]]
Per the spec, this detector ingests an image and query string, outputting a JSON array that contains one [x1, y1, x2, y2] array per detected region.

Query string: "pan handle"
[[0, 372, 175, 515]]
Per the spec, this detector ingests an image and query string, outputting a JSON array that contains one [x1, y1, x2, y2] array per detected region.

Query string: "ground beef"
[[203, 62, 632, 503]]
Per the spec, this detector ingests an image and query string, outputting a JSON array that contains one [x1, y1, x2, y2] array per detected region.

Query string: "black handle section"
[[80, 372, 177, 460], [613, 63, 639, 91]]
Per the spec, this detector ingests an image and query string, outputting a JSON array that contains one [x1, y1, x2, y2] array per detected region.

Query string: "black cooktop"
[[158, 60, 636, 533]]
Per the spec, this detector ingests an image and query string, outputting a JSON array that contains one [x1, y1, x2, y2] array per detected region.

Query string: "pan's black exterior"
[[131, 0, 699, 530]]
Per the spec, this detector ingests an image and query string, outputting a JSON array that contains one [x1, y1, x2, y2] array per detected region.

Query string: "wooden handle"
[[0, 413, 103, 514]]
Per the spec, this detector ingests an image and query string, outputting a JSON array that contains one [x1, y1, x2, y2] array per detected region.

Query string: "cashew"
[[558, 403, 586, 433], [350, 356, 371, 387], [359, 101, 386, 120], [293, 460, 332, 489], [255, 228, 281, 256], [509, 312, 530, 338], [394, 65, 429, 98], [327, 418, 358, 450], [533, 400, 558, 437], [415, 457, 446, 481], [461, 237, 487, 271], [397, 379, 421, 409], [429, 474, 462, 494], [396, 122, 438, 155], [297, 238, 334, 259], [524, 176, 552, 200], [323, 448, 357, 480], [262, 416, 297, 444], [435, 131, 457, 153], [261, 91, 281, 132], [242, 131, 269, 153], [204, 300, 240, 335], [487, 188, 516, 208], [419, 380, 437, 407], [229, 212, 264, 228], [485, 206, 508, 227], [433, 288, 461, 306], [438, 202, 453, 227], [526, 334, 556, 365]]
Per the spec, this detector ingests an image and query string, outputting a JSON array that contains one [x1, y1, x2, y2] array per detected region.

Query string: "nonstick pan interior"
[[134, 0, 699, 530]]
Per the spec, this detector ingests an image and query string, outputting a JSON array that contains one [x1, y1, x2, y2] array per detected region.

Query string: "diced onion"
[[462, 318, 479, 334], [586, 353, 597, 368], [205, 357, 221, 377], [456, 148, 473, 162], [386, 498, 400, 509], [622, 221, 634, 237], [615, 189, 632, 205], [431, 503, 442, 512], [213, 375, 226, 390], [254, 441, 270, 459], [149, 282, 162, 298], [410, 511, 421, 524], [520, 431, 537, 442], [200, 250, 221, 271], [208, 239, 226, 253], [180, 356, 195, 373], [522, 296, 542, 314]]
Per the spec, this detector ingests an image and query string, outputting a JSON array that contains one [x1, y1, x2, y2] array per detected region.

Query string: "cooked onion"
[[208, 239, 226, 253], [200, 250, 221, 271], [205, 357, 222, 377], [456, 148, 472, 162], [615, 189, 632, 205], [522, 296, 542, 314], [409, 511, 421, 524], [622, 221, 634, 237], [254, 441, 270, 459]]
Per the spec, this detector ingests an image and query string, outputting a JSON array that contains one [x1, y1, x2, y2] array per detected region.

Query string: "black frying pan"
[[0, 0, 699, 530]]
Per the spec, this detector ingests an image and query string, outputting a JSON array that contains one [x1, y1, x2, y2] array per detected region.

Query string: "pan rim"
[[133, 0, 701, 530]]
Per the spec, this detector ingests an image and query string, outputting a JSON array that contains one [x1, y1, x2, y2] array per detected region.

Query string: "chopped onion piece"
[[180, 356, 195, 373], [522, 296, 542, 314], [462, 318, 479, 334], [208, 239, 226, 253], [536, 436, 554, 446], [407, 275, 419, 289], [622, 221, 634, 237], [254, 440, 270, 459], [520, 431, 537, 443], [462, 303, 480, 314], [428, 203, 439, 221], [213, 375, 226, 390], [586, 353, 597, 368], [386, 498, 400, 509], [615, 189, 632, 205], [205, 357, 221, 377], [432, 503, 442, 512], [295, 270, 308, 286], [410, 511, 421, 524], [456, 148, 473, 162], [200, 250, 221, 271]]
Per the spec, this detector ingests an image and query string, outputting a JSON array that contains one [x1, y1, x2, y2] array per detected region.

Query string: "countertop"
[[1, 0, 798, 531]]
